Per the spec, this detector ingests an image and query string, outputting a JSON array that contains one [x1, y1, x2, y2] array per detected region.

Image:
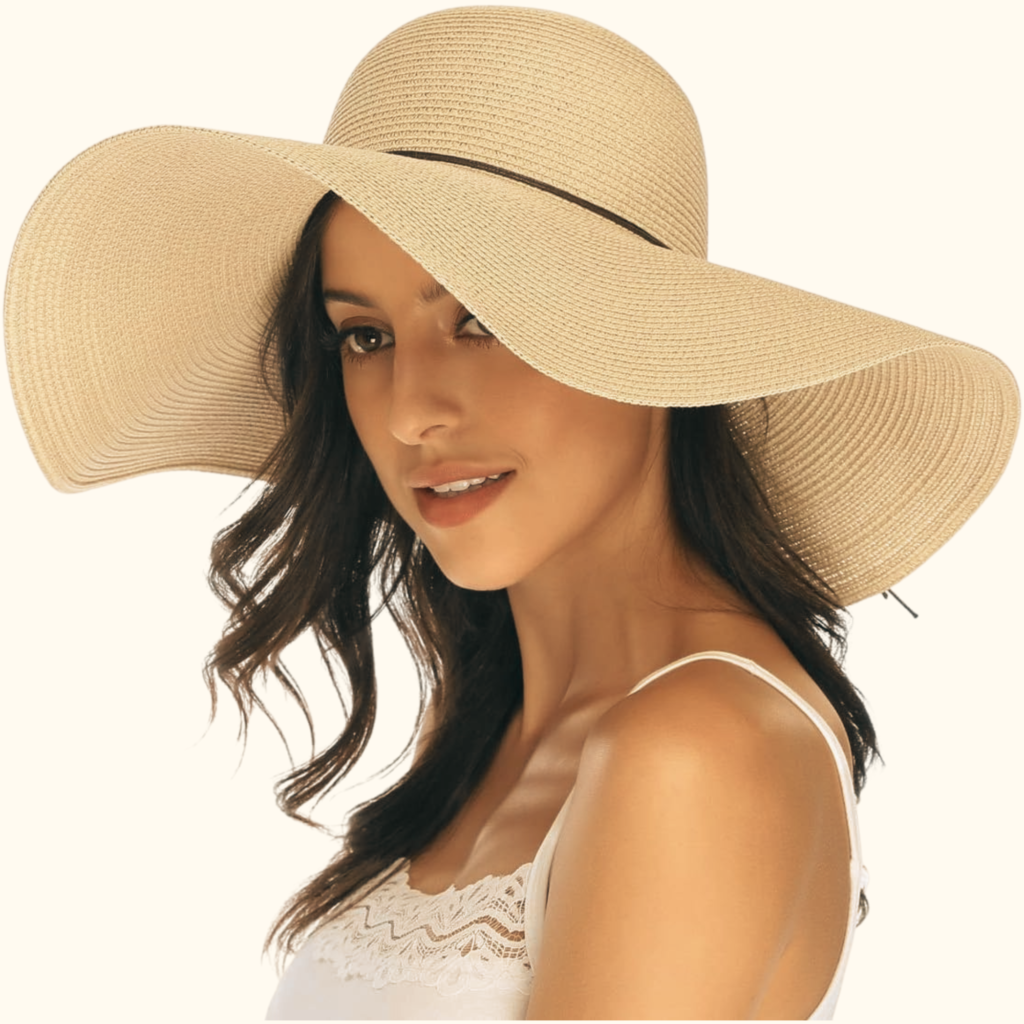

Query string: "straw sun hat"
[[3, 6, 1018, 607]]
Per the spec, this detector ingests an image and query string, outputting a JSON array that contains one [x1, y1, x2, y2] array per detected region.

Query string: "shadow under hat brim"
[[4, 125, 1020, 605]]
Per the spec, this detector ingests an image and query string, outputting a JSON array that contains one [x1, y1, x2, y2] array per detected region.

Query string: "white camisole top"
[[266, 652, 866, 1020]]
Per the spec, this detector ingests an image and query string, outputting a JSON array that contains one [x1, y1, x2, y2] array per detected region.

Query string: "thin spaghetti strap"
[[524, 650, 865, 1013], [523, 781, 574, 968]]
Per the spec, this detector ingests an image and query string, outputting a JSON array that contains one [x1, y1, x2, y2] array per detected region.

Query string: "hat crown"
[[324, 7, 708, 257]]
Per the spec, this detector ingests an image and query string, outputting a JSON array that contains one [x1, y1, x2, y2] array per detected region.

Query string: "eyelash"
[[328, 311, 496, 364]]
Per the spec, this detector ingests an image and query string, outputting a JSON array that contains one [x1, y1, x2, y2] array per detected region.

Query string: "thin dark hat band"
[[389, 150, 668, 248]]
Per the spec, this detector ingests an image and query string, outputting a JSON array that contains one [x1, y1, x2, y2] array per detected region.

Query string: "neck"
[[504, 473, 755, 743]]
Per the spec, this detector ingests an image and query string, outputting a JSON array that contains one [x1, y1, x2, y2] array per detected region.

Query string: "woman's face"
[[322, 202, 670, 591]]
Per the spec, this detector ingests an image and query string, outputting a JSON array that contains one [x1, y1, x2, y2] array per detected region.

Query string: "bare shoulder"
[[576, 659, 844, 896], [526, 659, 850, 1020], [589, 657, 841, 789]]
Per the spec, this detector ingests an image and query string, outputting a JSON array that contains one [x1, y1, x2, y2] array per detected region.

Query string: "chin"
[[424, 545, 527, 593]]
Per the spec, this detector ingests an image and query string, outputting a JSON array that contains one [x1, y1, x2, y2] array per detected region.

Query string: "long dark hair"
[[205, 191, 878, 962]]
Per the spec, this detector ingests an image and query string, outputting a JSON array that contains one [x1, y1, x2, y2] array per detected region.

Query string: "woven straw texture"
[[3, 6, 1019, 606]]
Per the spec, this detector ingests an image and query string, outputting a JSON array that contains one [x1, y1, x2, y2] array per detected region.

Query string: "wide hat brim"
[[4, 122, 1019, 606]]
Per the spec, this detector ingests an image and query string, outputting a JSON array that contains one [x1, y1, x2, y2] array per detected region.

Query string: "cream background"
[[1, 1, 1020, 1020]]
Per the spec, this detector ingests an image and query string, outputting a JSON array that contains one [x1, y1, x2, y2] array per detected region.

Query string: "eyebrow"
[[322, 280, 450, 307]]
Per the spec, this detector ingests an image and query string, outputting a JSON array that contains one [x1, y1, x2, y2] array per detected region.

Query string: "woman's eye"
[[329, 315, 491, 359], [338, 325, 395, 357], [457, 313, 494, 338]]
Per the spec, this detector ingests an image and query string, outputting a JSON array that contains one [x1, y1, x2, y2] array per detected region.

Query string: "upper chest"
[[405, 651, 854, 896], [405, 696, 609, 894]]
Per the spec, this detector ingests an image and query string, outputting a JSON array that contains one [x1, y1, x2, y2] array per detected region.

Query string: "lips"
[[407, 463, 516, 490], [425, 472, 507, 495], [413, 471, 514, 528]]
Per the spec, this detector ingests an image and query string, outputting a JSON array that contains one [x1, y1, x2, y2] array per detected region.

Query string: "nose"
[[387, 336, 465, 446]]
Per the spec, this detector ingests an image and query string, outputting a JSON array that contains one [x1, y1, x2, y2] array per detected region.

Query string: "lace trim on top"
[[307, 859, 534, 997]]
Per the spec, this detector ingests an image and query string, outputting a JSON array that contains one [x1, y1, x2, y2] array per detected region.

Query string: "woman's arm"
[[526, 660, 849, 1020]]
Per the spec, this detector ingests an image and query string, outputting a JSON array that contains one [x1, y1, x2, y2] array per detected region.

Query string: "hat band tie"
[[389, 150, 667, 249]]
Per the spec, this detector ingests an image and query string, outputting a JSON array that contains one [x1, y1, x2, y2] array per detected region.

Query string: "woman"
[[3, 4, 1019, 1021]]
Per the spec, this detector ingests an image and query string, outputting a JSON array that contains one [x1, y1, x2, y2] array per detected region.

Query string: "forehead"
[[321, 202, 440, 296]]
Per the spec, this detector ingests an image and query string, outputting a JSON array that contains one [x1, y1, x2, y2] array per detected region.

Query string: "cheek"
[[342, 368, 391, 480], [495, 379, 665, 559], [517, 382, 659, 487]]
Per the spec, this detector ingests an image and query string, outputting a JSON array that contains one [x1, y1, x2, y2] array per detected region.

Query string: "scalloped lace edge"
[[307, 859, 535, 997]]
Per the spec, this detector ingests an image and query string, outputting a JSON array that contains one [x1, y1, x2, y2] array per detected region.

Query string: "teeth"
[[429, 473, 504, 494]]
